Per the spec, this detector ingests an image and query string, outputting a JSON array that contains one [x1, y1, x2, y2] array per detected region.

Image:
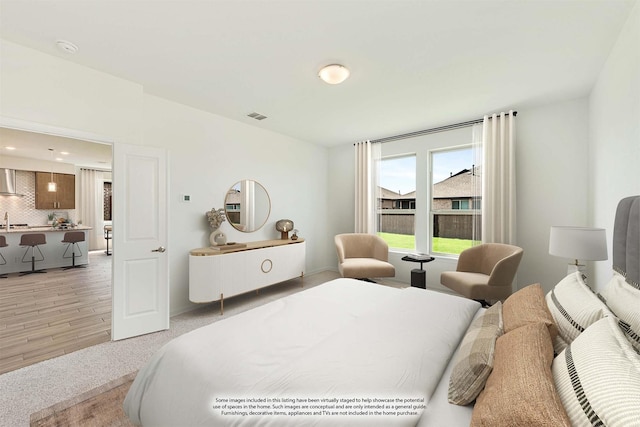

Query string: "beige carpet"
[[29, 372, 137, 427]]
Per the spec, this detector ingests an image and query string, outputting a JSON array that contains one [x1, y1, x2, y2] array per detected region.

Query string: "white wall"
[[0, 40, 331, 315], [328, 98, 592, 294], [589, 3, 640, 292], [517, 98, 590, 292], [143, 95, 332, 313], [0, 41, 143, 145]]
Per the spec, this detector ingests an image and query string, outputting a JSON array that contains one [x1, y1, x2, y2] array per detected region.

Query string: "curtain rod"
[[367, 111, 517, 144], [80, 167, 112, 173]]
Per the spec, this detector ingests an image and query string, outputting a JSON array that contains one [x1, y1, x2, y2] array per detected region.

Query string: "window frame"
[[377, 129, 477, 258], [377, 154, 417, 251], [429, 144, 479, 256]]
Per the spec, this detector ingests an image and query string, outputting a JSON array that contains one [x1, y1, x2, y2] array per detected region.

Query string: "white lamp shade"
[[549, 226, 608, 262], [318, 64, 350, 84]]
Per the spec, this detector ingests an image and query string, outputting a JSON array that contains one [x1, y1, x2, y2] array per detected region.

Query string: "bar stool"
[[61, 231, 86, 269], [104, 225, 112, 255], [20, 233, 47, 275], [0, 235, 8, 278]]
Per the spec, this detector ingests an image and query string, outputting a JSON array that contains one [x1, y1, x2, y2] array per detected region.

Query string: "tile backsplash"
[[0, 171, 77, 225]]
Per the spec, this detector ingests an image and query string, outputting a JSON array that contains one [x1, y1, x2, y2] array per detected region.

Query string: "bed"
[[124, 196, 639, 426]]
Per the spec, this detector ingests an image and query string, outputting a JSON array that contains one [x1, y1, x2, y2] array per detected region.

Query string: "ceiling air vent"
[[247, 112, 267, 121]]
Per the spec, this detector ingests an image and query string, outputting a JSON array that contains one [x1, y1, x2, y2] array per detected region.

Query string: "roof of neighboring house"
[[377, 166, 481, 201], [399, 191, 416, 199], [433, 166, 482, 199], [379, 186, 403, 200], [225, 189, 241, 204]]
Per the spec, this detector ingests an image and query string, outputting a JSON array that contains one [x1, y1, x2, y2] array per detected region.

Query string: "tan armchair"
[[334, 233, 395, 279], [440, 243, 523, 302]]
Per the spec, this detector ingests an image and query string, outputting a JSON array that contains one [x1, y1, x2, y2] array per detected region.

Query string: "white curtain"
[[79, 168, 105, 250], [471, 123, 484, 244], [482, 111, 517, 244], [354, 140, 381, 234]]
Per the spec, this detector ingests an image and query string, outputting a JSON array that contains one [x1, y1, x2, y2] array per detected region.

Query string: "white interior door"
[[111, 143, 169, 340]]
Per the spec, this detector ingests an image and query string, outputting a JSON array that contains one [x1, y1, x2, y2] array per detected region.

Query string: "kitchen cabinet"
[[35, 172, 76, 209]]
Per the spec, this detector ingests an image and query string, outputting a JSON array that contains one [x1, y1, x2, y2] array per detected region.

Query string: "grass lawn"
[[377, 232, 479, 255]]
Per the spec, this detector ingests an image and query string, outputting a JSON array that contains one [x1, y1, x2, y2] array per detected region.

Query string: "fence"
[[379, 210, 481, 240]]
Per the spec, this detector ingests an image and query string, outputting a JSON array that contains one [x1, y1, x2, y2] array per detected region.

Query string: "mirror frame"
[[224, 179, 271, 233]]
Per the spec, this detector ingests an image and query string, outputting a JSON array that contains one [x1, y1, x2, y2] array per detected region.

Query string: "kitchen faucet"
[[4, 212, 8, 231]]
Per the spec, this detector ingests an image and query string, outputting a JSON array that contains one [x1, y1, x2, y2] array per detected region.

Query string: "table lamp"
[[275, 219, 293, 240], [549, 226, 608, 275]]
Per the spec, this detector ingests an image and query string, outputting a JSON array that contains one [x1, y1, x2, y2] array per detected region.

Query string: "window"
[[375, 124, 485, 257], [398, 200, 415, 209], [451, 199, 469, 210], [431, 147, 481, 255], [103, 181, 112, 221], [377, 155, 416, 250]]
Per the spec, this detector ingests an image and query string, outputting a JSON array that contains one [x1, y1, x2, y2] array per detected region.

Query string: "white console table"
[[189, 239, 305, 314]]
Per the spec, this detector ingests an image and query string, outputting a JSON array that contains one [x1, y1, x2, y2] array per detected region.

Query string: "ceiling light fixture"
[[318, 64, 350, 85], [56, 39, 78, 54], [48, 148, 57, 192]]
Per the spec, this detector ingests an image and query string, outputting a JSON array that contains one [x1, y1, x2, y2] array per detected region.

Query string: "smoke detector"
[[56, 40, 78, 54]]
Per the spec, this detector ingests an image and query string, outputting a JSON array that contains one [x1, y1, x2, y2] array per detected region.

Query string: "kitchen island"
[[0, 226, 92, 274]]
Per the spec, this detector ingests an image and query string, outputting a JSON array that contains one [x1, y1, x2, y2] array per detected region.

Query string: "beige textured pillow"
[[545, 272, 613, 354], [599, 273, 640, 352], [471, 323, 571, 427], [503, 283, 559, 340], [448, 302, 503, 405], [553, 316, 640, 426]]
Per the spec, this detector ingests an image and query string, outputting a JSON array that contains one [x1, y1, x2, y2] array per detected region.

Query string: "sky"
[[380, 148, 474, 195]]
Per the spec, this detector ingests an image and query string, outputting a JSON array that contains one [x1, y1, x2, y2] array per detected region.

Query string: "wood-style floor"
[[0, 251, 112, 375]]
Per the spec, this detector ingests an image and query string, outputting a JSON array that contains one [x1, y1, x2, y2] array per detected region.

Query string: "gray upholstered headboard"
[[613, 195, 640, 289]]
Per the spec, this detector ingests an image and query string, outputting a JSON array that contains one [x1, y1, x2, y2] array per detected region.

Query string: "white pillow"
[[552, 316, 640, 426], [600, 273, 640, 352], [545, 272, 612, 354]]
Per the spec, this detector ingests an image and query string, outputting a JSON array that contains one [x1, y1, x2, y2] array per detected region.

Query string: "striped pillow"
[[599, 273, 640, 352], [545, 272, 612, 354], [448, 302, 503, 405], [552, 316, 640, 426]]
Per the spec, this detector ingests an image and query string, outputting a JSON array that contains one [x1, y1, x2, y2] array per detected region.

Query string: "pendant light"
[[48, 148, 57, 192]]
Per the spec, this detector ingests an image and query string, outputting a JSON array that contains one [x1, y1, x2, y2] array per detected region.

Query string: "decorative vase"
[[215, 232, 227, 246], [209, 230, 219, 246]]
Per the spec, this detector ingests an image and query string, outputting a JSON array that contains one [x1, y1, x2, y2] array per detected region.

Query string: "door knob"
[[152, 246, 166, 253]]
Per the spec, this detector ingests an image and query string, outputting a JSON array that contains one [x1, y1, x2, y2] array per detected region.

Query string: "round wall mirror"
[[224, 180, 271, 232]]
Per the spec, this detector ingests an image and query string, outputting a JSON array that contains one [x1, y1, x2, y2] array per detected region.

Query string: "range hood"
[[0, 168, 24, 197]]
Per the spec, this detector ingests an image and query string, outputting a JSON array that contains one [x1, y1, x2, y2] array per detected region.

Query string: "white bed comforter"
[[124, 278, 480, 426]]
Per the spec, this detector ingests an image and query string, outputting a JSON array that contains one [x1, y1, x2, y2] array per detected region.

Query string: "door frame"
[[0, 116, 169, 341]]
